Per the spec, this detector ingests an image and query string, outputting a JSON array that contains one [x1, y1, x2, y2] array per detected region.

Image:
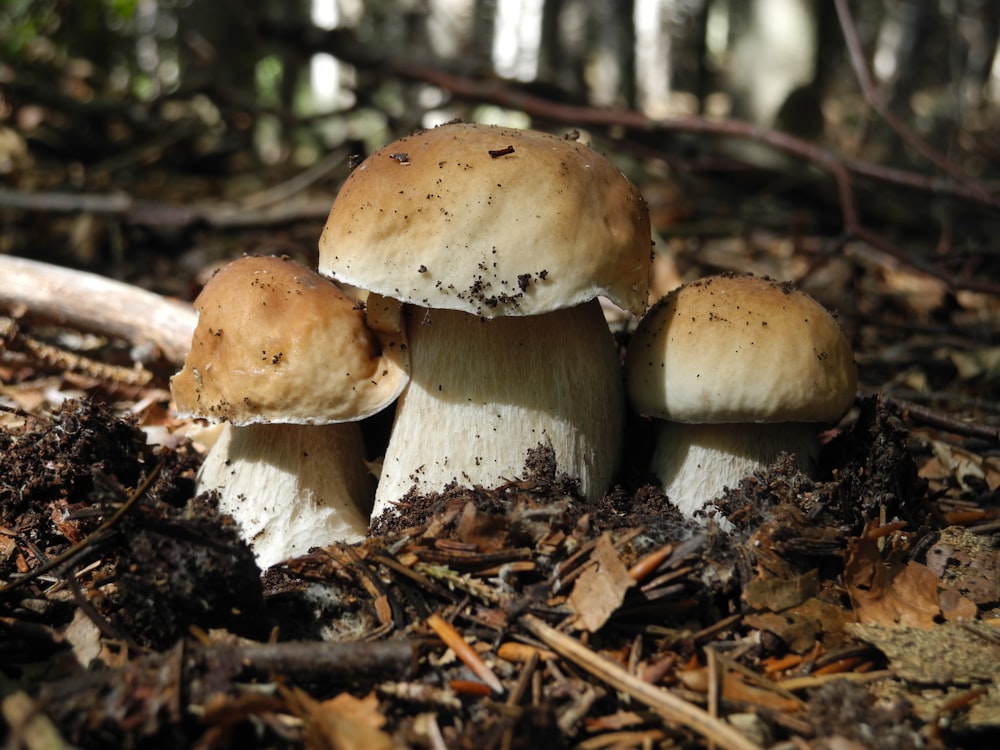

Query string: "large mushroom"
[[171, 255, 408, 566], [318, 122, 650, 517], [625, 274, 856, 522]]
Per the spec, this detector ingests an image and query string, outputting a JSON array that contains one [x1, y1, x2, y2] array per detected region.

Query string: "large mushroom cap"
[[318, 122, 651, 317], [171, 255, 409, 425], [626, 274, 857, 424]]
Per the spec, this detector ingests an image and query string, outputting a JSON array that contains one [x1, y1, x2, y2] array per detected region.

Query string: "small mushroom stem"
[[198, 422, 373, 568], [650, 422, 820, 520], [373, 298, 624, 517]]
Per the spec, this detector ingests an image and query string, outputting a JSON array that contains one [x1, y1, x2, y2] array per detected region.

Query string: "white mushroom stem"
[[198, 422, 373, 568], [650, 421, 820, 520], [373, 298, 624, 517]]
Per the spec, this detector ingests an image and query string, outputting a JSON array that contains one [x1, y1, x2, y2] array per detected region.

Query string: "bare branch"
[[0, 256, 197, 366]]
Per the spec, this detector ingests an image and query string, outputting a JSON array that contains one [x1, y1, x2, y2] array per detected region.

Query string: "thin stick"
[[0, 460, 163, 595], [519, 614, 761, 750], [426, 612, 504, 695], [211, 639, 418, 682], [833, 0, 980, 193], [889, 397, 1000, 444]]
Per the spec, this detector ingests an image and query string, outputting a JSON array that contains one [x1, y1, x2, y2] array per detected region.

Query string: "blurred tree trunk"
[[609, 0, 637, 108], [472, 0, 498, 70], [663, 0, 709, 102]]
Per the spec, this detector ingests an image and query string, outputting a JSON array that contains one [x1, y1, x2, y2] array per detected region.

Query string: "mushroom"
[[624, 274, 856, 522], [170, 255, 408, 566], [318, 122, 650, 517]]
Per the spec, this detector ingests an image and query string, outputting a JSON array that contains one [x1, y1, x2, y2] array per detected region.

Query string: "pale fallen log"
[[0, 255, 196, 366]]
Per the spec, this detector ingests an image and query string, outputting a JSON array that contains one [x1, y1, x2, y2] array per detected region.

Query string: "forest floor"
[[2, 140, 1000, 750]]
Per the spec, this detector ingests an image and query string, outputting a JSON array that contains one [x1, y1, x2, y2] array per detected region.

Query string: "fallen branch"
[[203, 639, 418, 683], [0, 188, 332, 229], [0, 256, 197, 366], [889, 397, 1000, 444]]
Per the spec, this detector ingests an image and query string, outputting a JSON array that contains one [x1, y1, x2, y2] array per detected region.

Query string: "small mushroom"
[[170, 255, 408, 566], [318, 122, 651, 517], [624, 274, 856, 523]]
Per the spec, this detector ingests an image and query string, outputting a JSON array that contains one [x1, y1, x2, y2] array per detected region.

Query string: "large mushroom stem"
[[373, 298, 624, 517], [650, 422, 820, 519], [198, 422, 372, 568]]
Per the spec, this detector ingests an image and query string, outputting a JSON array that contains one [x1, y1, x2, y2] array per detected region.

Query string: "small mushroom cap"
[[626, 275, 857, 424], [318, 122, 651, 317], [171, 255, 409, 425]]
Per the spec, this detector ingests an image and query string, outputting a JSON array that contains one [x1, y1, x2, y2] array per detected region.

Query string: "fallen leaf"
[[568, 532, 635, 633], [319, 692, 388, 731], [456, 501, 509, 553], [743, 569, 819, 612], [845, 538, 940, 628], [925, 527, 1000, 605], [941, 345, 1000, 381], [744, 611, 821, 655], [938, 587, 978, 621], [285, 686, 396, 750]]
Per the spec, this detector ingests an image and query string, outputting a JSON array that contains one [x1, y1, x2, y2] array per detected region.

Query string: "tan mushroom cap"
[[171, 255, 409, 425], [318, 122, 651, 317], [626, 275, 857, 424]]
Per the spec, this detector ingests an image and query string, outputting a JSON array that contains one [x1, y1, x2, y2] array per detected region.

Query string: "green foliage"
[[0, 0, 60, 59], [255, 54, 285, 106], [104, 0, 138, 23]]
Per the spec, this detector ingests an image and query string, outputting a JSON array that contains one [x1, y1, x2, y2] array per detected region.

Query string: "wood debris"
[[2, 247, 999, 750]]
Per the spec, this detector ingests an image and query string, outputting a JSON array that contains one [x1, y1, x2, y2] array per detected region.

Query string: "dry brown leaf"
[[880, 266, 948, 318], [845, 538, 940, 628], [939, 587, 979, 621], [925, 527, 1000, 606], [927, 440, 997, 493], [285, 686, 396, 750], [941, 345, 1000, 381], [743, 569, 819, 612], [568, 532, 635, 633], [319, 693, 388, 731], [456, 501, 509, 553]]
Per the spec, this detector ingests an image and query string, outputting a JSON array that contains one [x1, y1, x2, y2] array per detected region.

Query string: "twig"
[[889, 397, 1000, 444], [0, 256, 197, 366], [365, 55, 1000, 297], [207, 639, 418, 682], [386, 61, 1000, 215], [236, 148, 346, 210], [426, 612, 504, 695], [832, 0, 980, 194], [1, 315, 153, 386], [628, 541, 674, 582], [0, 460, 163, 596], [776, 669, 894, 692], [519, 614, 762, 750], [0, 188, 332, 228]]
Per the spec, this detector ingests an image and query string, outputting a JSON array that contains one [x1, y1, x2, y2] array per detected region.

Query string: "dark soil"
[[5, 384, 989, 748]]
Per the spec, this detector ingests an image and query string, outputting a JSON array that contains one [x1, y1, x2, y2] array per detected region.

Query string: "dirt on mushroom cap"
[[626, 274, 857, 424], [170, 255, 409, 425], [318, 122, 651, 318]]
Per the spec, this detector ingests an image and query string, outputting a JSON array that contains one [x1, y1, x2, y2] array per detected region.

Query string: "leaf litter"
[[1, 308, 1000, 749]]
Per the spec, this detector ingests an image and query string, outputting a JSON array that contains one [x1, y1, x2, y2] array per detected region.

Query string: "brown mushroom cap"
[[171, 255, 408, 424], [626, 275, 857, 424], [318, 122, 651, 317]]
